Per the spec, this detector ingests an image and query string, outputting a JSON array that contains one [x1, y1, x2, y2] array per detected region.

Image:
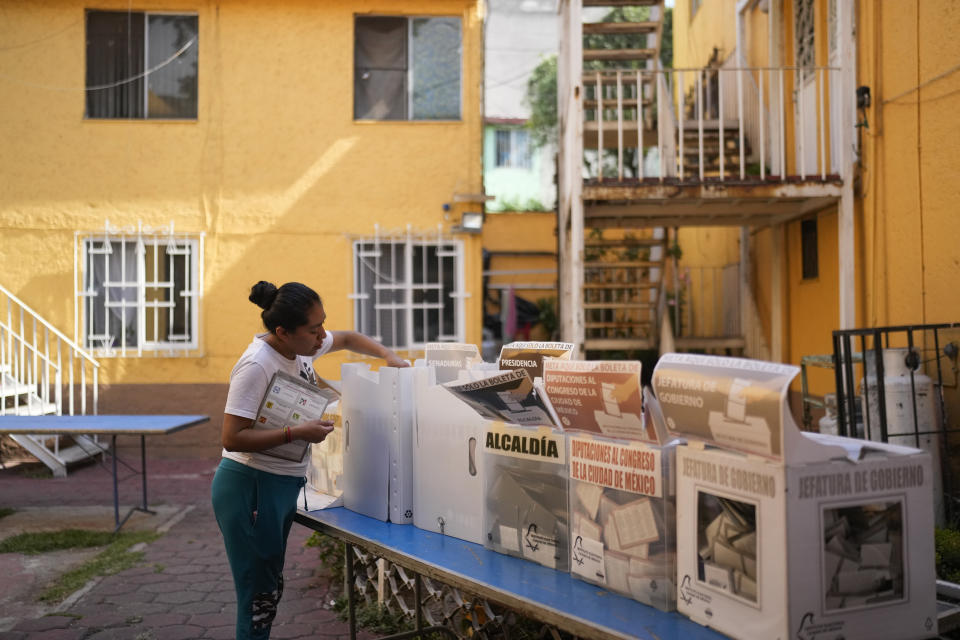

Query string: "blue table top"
[[0, 414, 209, 435], [296, 507, 727, 640]]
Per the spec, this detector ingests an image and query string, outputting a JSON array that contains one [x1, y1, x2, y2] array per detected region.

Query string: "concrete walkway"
[[0, 456, 372, 640]]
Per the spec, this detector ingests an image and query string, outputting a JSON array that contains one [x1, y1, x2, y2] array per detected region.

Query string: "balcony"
[[580, 65, 844, 228]]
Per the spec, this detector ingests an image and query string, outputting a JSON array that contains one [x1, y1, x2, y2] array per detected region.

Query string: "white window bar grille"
[[75, 220, 203, 356], [351, 226, 465, 350]]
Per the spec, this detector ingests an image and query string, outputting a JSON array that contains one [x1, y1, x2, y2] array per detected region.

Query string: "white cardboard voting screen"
[[412, 366, 489, 544], [341, 363, 415, 524], [653, 353, 936, 640]]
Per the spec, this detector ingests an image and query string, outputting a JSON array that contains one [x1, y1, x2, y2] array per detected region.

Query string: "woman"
[[211, 280, 407, 639]]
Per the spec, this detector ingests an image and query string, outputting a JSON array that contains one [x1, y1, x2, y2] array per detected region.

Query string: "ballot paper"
[[822, 502, 904, 610], [611, 498, 660, 548], [697, 492, 758, 603], [445, 369, 556, 427], [575, 482, 604, 520], [254, 371, 338, 462], [498, 341, 574, 380], [425, 342, 484, 384], [543, 360, 648, 441]]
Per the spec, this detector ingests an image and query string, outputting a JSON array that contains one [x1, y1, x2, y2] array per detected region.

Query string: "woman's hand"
[[293, 420, 335, 444], [384, 353, 410, 368]]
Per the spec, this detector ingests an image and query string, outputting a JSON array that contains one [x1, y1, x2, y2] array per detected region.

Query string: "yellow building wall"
[[672, 0, 738, 70], [858, 0, 960, 329], [671, 0, 960, 404], [481, 211, 557, 340], [675, 227, 742, 338], [0, 0, 485, 387]]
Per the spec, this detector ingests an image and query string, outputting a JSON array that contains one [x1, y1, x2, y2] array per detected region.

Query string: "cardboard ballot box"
[[653, 353, 936, 640], [483, 421, 570, 572], [411, 365, 490, 544], [341, 363, 415, 524]]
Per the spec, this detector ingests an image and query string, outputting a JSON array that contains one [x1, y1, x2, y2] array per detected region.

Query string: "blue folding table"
[[296, 507, 728, 640], [0, 414, 209, 530]]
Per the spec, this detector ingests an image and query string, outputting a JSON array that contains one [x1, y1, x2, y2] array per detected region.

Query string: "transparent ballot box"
[[482, 422, 570, 571], [568, 432, 677, 611]]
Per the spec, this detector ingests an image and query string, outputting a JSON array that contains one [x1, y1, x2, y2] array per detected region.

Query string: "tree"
[[523, 8, 673, 150], [524, 55, 558, 150]]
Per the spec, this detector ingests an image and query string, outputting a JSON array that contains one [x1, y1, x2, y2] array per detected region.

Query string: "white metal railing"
[[0, 283, 100, 418], [583, 65, 841, 183]]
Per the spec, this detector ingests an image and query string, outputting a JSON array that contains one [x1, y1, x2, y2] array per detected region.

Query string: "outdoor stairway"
[[0, 283, 103, 477], [1, 365, 106, 476], [679, 120, 751, 179], [582, 232, 666, 353]]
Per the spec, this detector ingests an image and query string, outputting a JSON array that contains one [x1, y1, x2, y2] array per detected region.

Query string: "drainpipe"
[[736, 0, 752, 356], [837, 0, 857, 329]]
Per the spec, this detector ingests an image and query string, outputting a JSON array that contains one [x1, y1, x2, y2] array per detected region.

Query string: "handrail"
[[588, 65, 841, 74], [0, 283, 99, 368], [583, 63, 842, 184]]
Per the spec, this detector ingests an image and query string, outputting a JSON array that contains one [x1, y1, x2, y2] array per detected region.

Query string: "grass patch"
[[0, 507, 15, 520], [0, 529, 124, 555], [37, 530, 161, 603]]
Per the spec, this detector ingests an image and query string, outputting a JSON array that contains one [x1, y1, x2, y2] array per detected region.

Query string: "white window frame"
[[350, 230, 466, 350], [494, 128, 533, 170], [75, 222, 204, 357], [353, 15, 463, 122]]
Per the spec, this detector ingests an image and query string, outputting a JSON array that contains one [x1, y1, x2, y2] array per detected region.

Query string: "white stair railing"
[[0, 283, 101, 474], [583, 65, 840, 183]]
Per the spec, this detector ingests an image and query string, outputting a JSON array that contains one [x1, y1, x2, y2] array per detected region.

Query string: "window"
[[85, 11, 198, 119], [794, 0, 815, 78], [494, 129, 532, 169], [352, 236, 465, 349], [801, 218, 819, 280], [354, 16, 461, 120], [77, 229, 203, 354]]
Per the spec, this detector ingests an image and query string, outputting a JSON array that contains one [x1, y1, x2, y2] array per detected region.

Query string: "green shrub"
[[305, 531, 345, 584], [936, 528, 960, 583]]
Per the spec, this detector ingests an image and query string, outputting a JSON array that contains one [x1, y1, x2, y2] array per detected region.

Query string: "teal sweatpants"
[[211, 458, 305, 640]]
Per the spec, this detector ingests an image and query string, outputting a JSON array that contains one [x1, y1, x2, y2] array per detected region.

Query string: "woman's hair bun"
[[249, 281, 279, 310]]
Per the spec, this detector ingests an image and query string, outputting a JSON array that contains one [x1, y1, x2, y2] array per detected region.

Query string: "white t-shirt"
[[222, 331, 335, 477]]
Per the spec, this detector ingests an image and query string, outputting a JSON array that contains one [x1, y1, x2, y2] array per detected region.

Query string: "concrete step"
[[9, 401, 58, 416], [0, 378, 34, 399]]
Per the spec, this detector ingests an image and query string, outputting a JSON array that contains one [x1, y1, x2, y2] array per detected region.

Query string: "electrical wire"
[[0, 37, 195, 92], [882, 62, 960, 104]]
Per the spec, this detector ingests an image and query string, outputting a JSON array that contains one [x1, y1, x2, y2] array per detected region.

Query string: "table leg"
[[346, 542, 356, 640], [140, 435, 148, 511], [415, 573, 423, 633], [112, 435, 119, 529]]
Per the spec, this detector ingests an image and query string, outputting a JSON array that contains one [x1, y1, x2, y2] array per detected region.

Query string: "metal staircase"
[[0, 283, 103, 477]]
